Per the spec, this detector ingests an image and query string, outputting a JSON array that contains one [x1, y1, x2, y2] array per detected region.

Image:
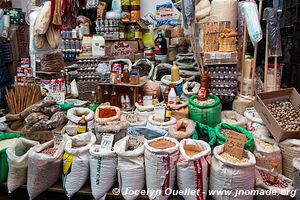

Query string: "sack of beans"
[[168, 118, 195, 141], [215, 123, 254, 152], [6, 138, 39, 193], [63, 131, 96, 198], [147, 115, 177, 131], [66, 107, 95, 128], [255, 166, 294, 200], [114, 135, 145, 200], [177, 139, 211, 200], [188, 95, 222, 128], [121, 111, 148, 126], [221, 110, 247, 129], [89, 145, 117, 200], [144, 137, 179, 200], [95, 105, 121, 123], [292, 158, 300, 200], [0, 132, 22, 182], [244, 107, 271, 138], [210, 145, 256, 200], [232, 95, 254, 115], [27, 138, 67, 199], [192, 121, 217, 149], [254, 136, 282, 173], [279, 139, 300, 179]]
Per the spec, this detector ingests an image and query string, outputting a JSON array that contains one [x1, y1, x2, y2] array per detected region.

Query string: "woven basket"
[[279, 141, 300, 179], [219, 37, 236, 52]]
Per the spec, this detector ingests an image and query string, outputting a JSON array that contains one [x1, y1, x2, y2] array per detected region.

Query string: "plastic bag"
[[34, 1, 51, 35], [6, 138, 39, 193], [70, 79, 79, 98], [192, 121, 217, 148], [196, 0, 211, 21], [126, 126, 170, 140], [168, 118, 195, 140]]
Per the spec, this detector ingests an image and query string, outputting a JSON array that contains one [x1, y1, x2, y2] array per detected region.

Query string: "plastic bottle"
[[92, 35, 105, 57], [152, 91, 158, 105], [168, 85, 177, 106], [164, 87, 170, 104], [171, 63, 180, 82], [138, 94, 143, 106], [123, 65, 130, 83], [198, 71, 210, 101], [77, 115, 88, 134], [125, 94, 131, 108], [165, 104, 172, 122], [267, 162, 279, 185]]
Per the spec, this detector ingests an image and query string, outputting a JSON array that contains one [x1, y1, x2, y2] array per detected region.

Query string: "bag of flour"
[[6, 138, 39, 193], [63, 131, 96, 198], [27, 138, 66, 200], [114, 136, 145, 200], [177, 139, 211, 200], [144, 137, 179, 200], [89, 145, 117, 200]]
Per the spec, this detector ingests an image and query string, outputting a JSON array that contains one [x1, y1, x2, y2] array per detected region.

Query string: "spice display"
[[99, 108, 117, 118], [149, 138, 176, 150], [184, 144, 203, 157], [220, 152, 249, 163], [41, 147, 57, 156]]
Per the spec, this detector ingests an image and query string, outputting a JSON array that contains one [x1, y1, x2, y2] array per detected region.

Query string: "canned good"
[[130, 10, 140, 22]]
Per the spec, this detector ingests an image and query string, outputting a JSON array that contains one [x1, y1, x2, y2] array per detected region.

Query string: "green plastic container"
[[0, 133, 22, 182], [192, 121, 217, 149], [215, 123, 254, 152], [188, 95, 222, 128]]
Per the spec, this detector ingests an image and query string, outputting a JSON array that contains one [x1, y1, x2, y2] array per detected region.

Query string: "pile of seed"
[[193, 98, 215, 106], [41, 147, 57, 156], [219, 152, 249, 163]]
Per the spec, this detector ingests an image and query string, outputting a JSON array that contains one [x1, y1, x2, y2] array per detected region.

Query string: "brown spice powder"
[[149, 139, 176, 150]]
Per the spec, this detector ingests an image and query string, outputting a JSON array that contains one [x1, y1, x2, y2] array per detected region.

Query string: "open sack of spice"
[[63, 132, 96, 198], [221, 110, 247, 129], [6, 138, 39, 193], [114, 135, 145, 200], [147, 115, 177, 131], [27, 137, 67, 200], [255, 166, 294, 200], [177, 139, 211, 200], [67, 107, 95, 128], [210, 145, 256, 200], [168, 118, 195, 141], [89, 145, 117, 200], [144, 137, 179, 200]]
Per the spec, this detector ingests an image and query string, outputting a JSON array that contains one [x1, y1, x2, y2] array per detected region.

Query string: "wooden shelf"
[[97, 81, 146, 88]]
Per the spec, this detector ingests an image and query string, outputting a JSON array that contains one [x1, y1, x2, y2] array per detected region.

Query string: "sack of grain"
[[27, 138, 67, 200], [293, 158, 300, 200], [135, 102, 154, 112], [63, 132, 96, 198], [255, 166, 294, 200], [6, 138, 39, 193], [114, 136, 145, 200], [232, 95, 254, 115], [244, 107, 270, 138], [89, 145, 117, 200], [221, 110, 247, 129], [67, 107, 94, 128], [192, 121, 217, 149], [144, 137, 179, 200], [177, 139, 211, 200], [254, 136, 282, 173], [168, 118, 195, 141], [147, 115, 177, 131], [95, 106, 121, 123], [210, 145, 256, 200], [126, 126, 170, 140], [181, 82, 200, 101], [279, 139, 300, 179], [152, 63, 172, 82]]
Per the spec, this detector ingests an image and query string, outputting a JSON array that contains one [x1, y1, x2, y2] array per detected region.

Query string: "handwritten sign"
[[128, 135, 144, 151], [224, 131, 247, 159], [100, 133, 115, 151], [154, 104, 166, 122]]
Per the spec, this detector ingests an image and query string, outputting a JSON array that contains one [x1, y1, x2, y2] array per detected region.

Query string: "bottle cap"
[[271, 162, 279, 168], [82, 115, 86, 119]]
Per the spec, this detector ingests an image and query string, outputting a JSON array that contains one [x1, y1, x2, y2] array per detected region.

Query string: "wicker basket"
[[279, 140, 300, 179], [219, 37, 236, 52]]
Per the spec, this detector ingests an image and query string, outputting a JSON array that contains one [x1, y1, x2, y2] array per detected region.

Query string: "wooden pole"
[[264, 29, 269, 91], [240, 20, 248, 94], [274, 54, 278, 90]]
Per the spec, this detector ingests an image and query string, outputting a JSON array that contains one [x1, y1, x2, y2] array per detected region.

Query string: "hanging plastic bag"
[[70, 79, 79, 98]]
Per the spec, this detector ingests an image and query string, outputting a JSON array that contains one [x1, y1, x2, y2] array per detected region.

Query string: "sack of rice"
[[279, 139, 300, 179], [192, 122, 217, 149], [66, 107, 94, 128], [147, 115, 177, 131], [168, 118, 195, 141], [293, 158, 300, 200], [63, 131, 96, 197], [89, 145, 117, 200], [114, 136, 145, 200], [144, 137, 179, 200], [6, 138, 39, 193], [210, 145, 256, 200], [27, 138, 67, 200], [177, 139, 211, 200], [221, 110, 247, 129], [95, 105, 121, 123], [244, 107, 270, 138], [254, 136, 282, 173], [255, 166, 294, 200], [135, 102, 155, 112], [126, 126, 170, 140], [0, 133, 22, 182]]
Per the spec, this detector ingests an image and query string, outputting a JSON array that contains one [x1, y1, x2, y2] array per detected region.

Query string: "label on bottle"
[[165, 110, 172, 118], [66, 85, 71, 95], [152, 98, 158, 105], [143, 96, 152, 106], [155, 43, 161, 54], [198, 88, 208, 100], [168, 97, 176, 105], [77, 125, 87, 134]]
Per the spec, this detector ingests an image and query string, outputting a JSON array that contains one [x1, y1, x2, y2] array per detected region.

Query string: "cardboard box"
[[105, 40, 140, 60], [254, 88, 300, 142]]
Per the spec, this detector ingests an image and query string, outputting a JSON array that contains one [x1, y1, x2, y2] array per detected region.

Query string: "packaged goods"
[[27, 138, 66, 200], [189, 95, 222, 127], [293, 158, 300, 200], [168, 118, 195, 140], [144, 137, 179, 200], [279, 139, 300, 179], [244, 107, 270, 138], [177, 139, 211, 200], [210, 145, 256, 200], [89, 145, 117, 200], [114, 136, 145, 200], [92, 35, 105, 57], [6, 138, 39, 193], [215, 123, 254, 152], [192, 121, 217, 148], [147, 115, 177, 131], [221, 110, 247, 129], [126, 126, 170, 140], [95, 106, 121, 123], [34, 1, 52, 34], [63, 132, 96, 197], [67, 107, 95, 128], [254, 136, 282, 173]]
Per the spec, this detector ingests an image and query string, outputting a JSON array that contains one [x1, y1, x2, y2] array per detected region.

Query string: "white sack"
[[90, 145, 117, 200], [221, 110, 247, 129], [63, 132, 96, 197], [144, 137, 179, 200], [67, 107, 94, 127], [135, 109, 154, 121], [177, 139, 211, 200], [147, 115, 177, 131], [293, 158, 300, 200], [7, 138, 39, 193], [244, 107, 270, 138]]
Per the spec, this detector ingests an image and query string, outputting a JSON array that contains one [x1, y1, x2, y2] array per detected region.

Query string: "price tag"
[[125, 113, 138, 123], [143, 96, 153, 106], [100, 133, 115, 151], [128, 135, 144, 151], [53, 132, 63, 148], [224, 131, 247, 159], [154, 104, 166, 122]]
